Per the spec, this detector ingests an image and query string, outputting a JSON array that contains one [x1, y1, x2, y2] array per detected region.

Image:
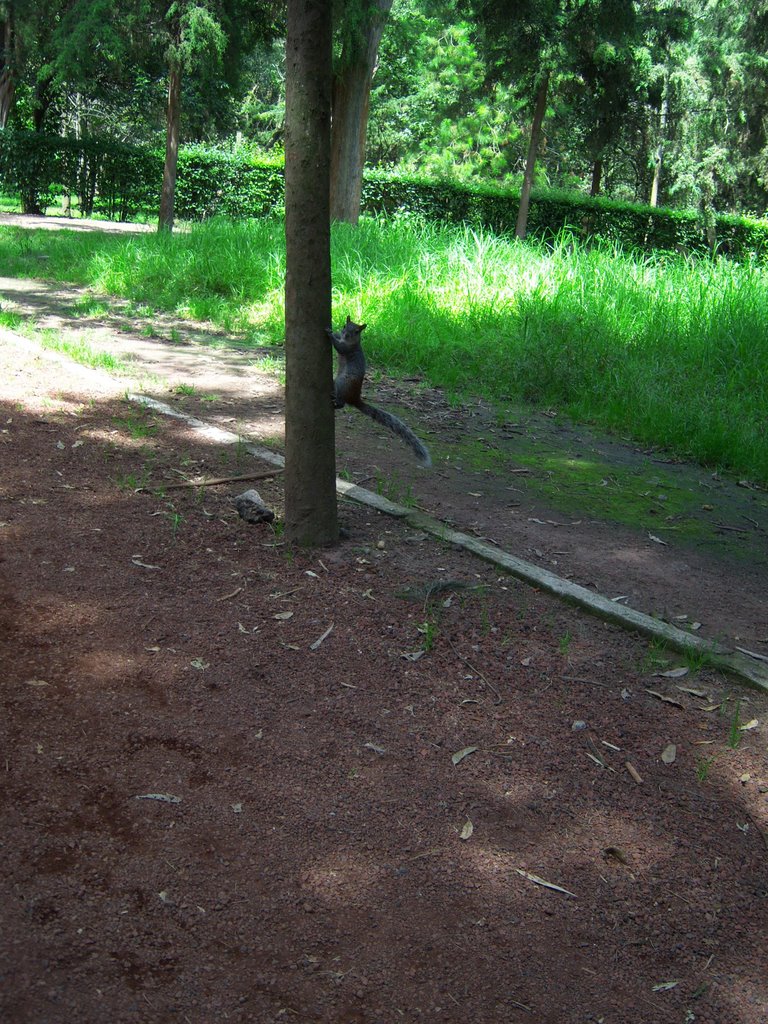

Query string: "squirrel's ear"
[[345, 315, 352, 325], [360, 322, 367, 332]]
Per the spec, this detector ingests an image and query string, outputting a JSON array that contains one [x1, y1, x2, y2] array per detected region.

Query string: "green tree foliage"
[[156, 1, 229, 230], [233, 37, 285, 149], [370, 11, 523, 182], [4, 0, 768, 221], [378, 0, 768, 217], [657, 1, 768, 219]]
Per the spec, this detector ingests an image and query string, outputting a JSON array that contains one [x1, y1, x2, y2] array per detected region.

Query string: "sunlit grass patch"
[[1, 215, 766, 482]]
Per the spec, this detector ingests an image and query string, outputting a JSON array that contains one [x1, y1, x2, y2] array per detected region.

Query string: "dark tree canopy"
[[3, 0, 768, 216]]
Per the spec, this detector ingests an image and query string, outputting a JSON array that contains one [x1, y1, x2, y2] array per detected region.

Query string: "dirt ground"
[[1, 215, 768, 1023]]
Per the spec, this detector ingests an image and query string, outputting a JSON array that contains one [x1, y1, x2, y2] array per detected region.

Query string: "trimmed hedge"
[[361, 170, 768, 260], [0, 128, 160, 218], [174, 145, 283, 219], [2, 129, 768, 259], [0, 129, 61, 214]]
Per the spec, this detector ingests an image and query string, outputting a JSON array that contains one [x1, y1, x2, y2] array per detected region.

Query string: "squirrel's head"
[[345, 315, 367, 333]]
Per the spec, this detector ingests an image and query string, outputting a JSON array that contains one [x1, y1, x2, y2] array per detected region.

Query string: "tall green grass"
[[1, 215, 766, 482]]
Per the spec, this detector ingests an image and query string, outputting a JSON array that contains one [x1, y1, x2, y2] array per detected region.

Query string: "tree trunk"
[[515, 72, 549, 241], [649, 142, 662, 208], [158, 59, 182, 232], [649, 67, 670, 208], [0, 16, 14, 129], [590, 157, 603, 197], [284, 0, 338, 546], [329, 0, 393, 225], [31, 69, 54, 133]]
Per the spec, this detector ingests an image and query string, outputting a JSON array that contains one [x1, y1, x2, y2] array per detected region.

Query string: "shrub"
[[2, 129, 768, 259], [174, 146, 284, 220], [0, 128, 61, 214]]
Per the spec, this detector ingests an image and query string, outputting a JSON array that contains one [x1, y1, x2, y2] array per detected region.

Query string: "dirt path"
[[0, 266, 765, 658], [2, 243, 768, 1021], [3, 300, 768, 1024]]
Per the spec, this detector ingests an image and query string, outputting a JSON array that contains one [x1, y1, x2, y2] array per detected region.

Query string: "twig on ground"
[[163, 469, 283, 490], [446, 636, 502, 705]]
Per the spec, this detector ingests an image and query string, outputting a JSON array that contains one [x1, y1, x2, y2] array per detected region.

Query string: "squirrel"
[[327, 316, 432, 467]]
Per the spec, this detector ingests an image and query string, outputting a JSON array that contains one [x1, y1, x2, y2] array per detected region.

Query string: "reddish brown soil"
[[2, 316, 768, 1023]]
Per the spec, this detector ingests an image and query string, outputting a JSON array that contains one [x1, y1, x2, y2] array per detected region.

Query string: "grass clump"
[[1, 215, 767, 483], [29, 326, 129, 374]]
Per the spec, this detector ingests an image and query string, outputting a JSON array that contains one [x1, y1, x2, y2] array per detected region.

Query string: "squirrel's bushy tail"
[[358, 401, 432, 467]]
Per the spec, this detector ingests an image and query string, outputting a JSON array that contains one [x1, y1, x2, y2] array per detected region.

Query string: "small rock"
[[572, 720, 587, 732], [234, 489, 274, 524]]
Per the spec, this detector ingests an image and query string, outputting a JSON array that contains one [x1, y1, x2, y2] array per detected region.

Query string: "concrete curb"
[[130, 393, 768, 694]]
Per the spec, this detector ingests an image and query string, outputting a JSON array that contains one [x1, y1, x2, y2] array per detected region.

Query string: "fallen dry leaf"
[[402, 650, 425, 662], [134, 793, 181, 804], [452, 745, 478, 766], [676, 685, 709, 698], [515, 869, 576, 898], [645, 689, 685, 709]]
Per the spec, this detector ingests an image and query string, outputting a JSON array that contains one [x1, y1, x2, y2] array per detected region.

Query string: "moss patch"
[[447, 408, 767, 563]]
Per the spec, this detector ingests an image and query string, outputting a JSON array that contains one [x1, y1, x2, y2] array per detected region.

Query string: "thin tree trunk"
[[31, 68, 54, 133], [515, 72, 549, 241], [649, 142, 662, 207], [329, 0, 393, 224], [284, 0, 337, 546], [649, 67, 670, 208], [590, 157, 603, 197], [158, 60, 182, 232], [0, 16, 14, 129]]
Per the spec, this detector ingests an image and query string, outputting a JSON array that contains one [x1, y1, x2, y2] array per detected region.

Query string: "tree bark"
[[515, 72, 549, 241], [649, 67, 670, 208], [31, 68, 54, 133], [284, 0, 338, 546], [590, 157, 603, 197], [158, 59, 182, 232], [0, 16, 14, 129], [329, 0, 393, 224]]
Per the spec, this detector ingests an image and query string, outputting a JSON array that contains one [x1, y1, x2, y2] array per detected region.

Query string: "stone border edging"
[[129, 393, 768, 693]]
